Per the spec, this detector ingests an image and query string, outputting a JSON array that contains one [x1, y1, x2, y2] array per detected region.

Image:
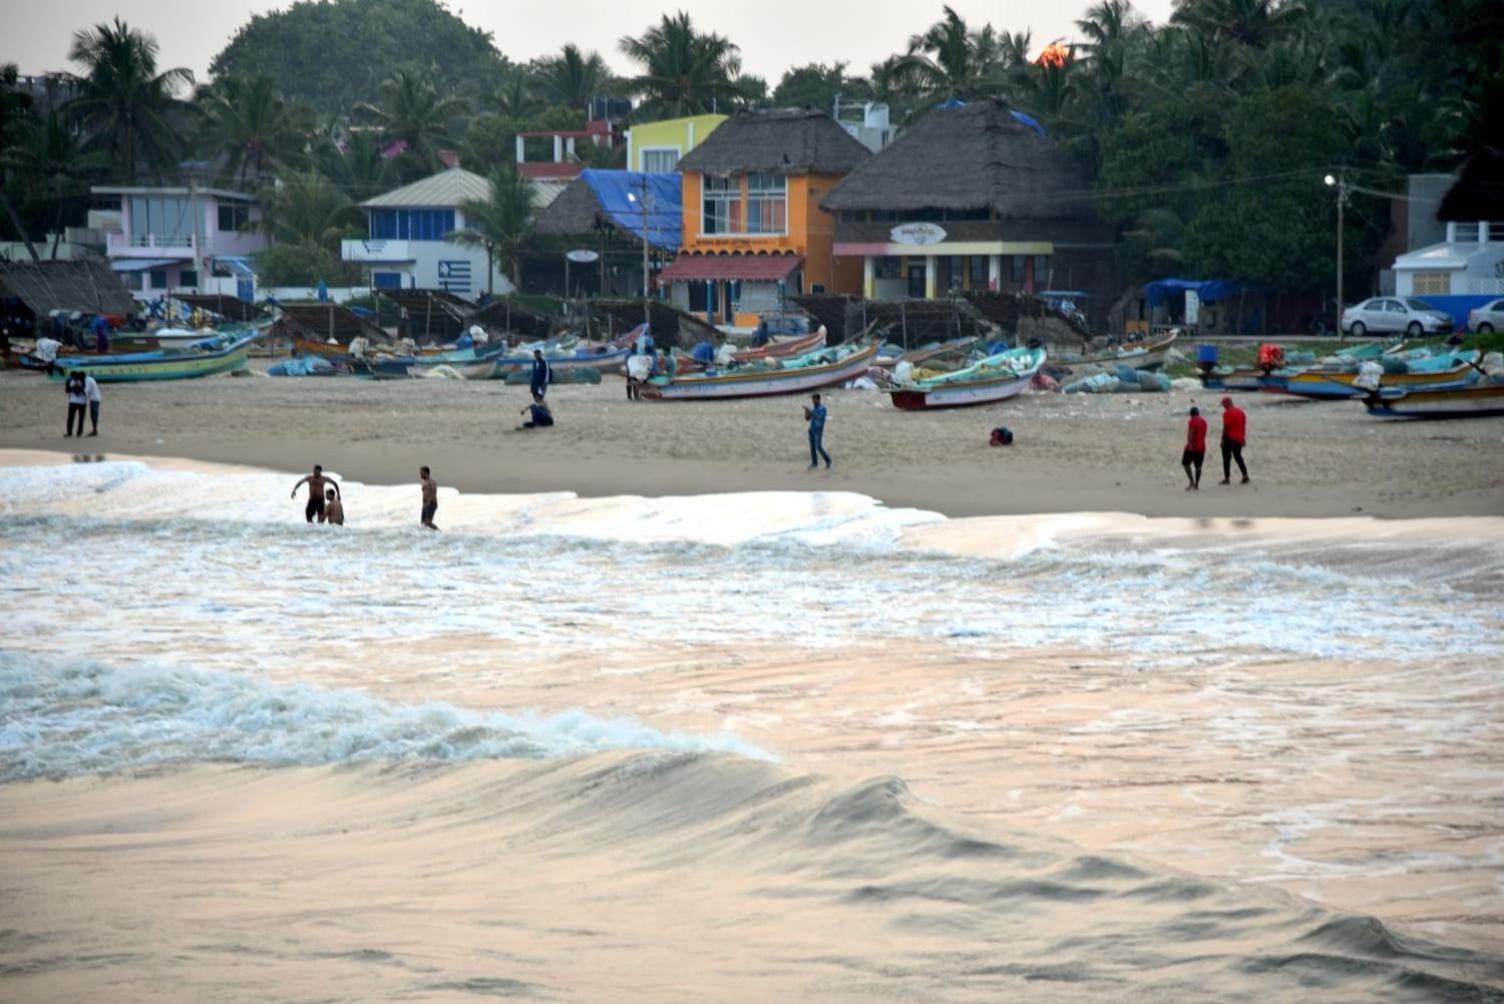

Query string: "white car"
[[1467, 298, 1504, 333], [1340, 297, 1455, 337]]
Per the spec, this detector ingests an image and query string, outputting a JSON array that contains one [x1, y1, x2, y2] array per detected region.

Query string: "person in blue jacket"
[[529, 349, 552, 399], [804, 393, 831, 470]]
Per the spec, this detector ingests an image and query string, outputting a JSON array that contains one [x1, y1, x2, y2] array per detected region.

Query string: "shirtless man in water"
[[290, 464, 341, 523], [419, 466, 439, 531], [321, 488, 345, 526]]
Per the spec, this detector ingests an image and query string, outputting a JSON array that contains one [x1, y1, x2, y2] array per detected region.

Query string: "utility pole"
[[638, 178, 651, 329], [1325, 172, 1346, 338]]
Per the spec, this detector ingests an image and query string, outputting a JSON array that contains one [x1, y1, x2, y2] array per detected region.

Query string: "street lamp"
[[1325, 173, 1346, 338], [626, 182, 652, 329]]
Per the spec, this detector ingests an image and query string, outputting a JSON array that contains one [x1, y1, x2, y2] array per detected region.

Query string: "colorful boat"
[[1363, 382, 1504, 419], [1197, 367, 1265, 392], [486, 345, 632, 379], [640, 342, 877, 401], [731, 327, 826, 363], [889, 346, 1046, 411], [1263, 353, 1480, 399], [43, 334, 259, 382]]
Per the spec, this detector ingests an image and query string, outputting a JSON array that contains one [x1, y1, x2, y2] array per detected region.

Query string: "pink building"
[[92, 184, 267, 300]]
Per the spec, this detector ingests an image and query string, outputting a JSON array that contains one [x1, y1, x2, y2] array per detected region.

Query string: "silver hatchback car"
[[1466, 298, 1504, 333]]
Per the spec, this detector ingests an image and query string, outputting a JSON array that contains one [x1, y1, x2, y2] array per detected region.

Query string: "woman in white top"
[[84, 374, 102, 436]]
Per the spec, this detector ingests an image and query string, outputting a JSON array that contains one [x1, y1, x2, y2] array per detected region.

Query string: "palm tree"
[[67, 17, 193, 182], [2, 112, 109, 257], [494, 67, 540, 120], [194, 75, 314, 187], [534, 44, 609, 110], [0, 62, 41, 260], [618, 12, 752, 117], [355, 70, 468, 174], [892, 6, 1007, 102], [1073, 0, 1148, 130], [447, 165, 535, 294], [315, 129, 394, 201], [1171, 0, 1307, 49], [258, 170, 363, 252]]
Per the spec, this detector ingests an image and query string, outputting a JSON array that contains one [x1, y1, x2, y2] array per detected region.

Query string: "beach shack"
[[821, 98, 1118, 329], [661, 110, 871, 328], [530, 169, 682, 298]]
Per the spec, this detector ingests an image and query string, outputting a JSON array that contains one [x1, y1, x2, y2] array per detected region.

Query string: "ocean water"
[[2, 458, 1503, 1000]]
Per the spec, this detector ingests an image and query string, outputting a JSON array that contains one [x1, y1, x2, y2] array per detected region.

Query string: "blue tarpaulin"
[[581, 169, 681, 250], [1145, 278, 1245, 307]]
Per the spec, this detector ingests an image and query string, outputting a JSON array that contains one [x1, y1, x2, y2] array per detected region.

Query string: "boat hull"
[[731, 329, 825, 363], [487, 347, 632, 378], [1271, 365, 1479, 400], [1062, 332, 1177, 371], [890, 372, 1034, 410], [42, 337, 256, 382], [642, 344, 877, 401], [1364, 383, 1504, 419]]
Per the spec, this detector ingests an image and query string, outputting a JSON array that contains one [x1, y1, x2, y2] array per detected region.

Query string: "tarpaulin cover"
[[1145, 278, 1244, 307], [581, 169, 681, 250]]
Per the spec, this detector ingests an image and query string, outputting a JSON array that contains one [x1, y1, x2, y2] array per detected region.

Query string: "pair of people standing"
[[1182, 396, 1249, 490], [63, 371, 102, 437]]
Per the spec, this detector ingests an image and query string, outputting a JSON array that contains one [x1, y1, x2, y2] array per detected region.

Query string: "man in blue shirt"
[[804, 393, 831, 470], [529, 349, 551, 399]]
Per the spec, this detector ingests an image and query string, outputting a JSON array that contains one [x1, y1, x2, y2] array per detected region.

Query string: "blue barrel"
[[1196, 343, 1219, 365]]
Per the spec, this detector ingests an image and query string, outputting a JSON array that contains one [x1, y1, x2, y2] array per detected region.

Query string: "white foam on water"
[[0, 651, 771, 782]]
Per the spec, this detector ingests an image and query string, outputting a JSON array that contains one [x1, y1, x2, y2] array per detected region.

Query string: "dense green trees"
[[617, 12, 757, 117], [446, 165, 537, 293]]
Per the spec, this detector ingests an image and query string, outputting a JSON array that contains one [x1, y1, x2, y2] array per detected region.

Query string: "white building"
[[92, 184, 266, 300], [1393, 220, 1504, 298], [341, 167, 513, 298]]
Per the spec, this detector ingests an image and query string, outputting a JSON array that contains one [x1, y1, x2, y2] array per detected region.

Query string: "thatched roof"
[[1437, 148, 1504, 222], [0, 258, 135, 316], [676, 109, 871, 177], [534, 178, 619, 237], [822, 99, 1095, 219]]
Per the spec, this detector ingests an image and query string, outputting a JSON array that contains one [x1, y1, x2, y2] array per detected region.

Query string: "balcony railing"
[[341, 238, 413, 263], [107, 232, 196, 255]]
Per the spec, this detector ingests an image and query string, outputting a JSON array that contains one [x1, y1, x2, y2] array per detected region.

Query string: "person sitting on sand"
[[519, 393, 554, 430], [1182, 406, 1207, 491], [321, 488, 344, 526], [420, 466, 439, 531], [291, 465, 340, 523]]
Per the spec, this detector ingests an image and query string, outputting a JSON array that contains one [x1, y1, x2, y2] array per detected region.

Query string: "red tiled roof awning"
[[660, 253, 804, 283]]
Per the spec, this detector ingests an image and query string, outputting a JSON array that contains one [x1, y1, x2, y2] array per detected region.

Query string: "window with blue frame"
[[368, 208, 456, 241]]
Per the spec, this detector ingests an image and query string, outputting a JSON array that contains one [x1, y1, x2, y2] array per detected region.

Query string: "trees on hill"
[[617, 12, 758, 117]]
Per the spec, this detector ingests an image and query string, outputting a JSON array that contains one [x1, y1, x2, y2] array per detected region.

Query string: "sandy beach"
[[2, 364, 1501, 518]]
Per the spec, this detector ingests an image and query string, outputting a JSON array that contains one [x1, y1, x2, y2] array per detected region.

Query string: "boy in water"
[[322, 487, 344, 525], [419, 466, 439, 531]]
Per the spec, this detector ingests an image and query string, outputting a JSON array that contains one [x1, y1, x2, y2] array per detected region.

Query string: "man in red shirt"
[[1182, 406, 1207, 490], [1219, 396, 1249, 485]]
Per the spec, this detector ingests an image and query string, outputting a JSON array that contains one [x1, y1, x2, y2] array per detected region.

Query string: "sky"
[[1, 0, 1177, 85]]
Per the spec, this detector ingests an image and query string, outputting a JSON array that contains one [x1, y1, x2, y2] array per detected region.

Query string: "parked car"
[[1340, 297, 1455, 337], [1466, 298, 1504, 333]]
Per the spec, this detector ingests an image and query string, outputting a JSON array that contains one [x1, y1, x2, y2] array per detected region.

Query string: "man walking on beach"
[[420, 466, 439, 531], [84, 373, 101, 436], [1182, 406, 1207, 490], [290, 464, 341, 523], [530, 350, 551, 400], [805, 393, 831, 470], [1218, 396, 1249, 485], [63, 371, 87, 437]]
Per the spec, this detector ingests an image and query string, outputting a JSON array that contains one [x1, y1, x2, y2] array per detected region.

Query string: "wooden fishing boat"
[[486, 345, 632, 379], [1363, 382, 1504, 419], [1264, 355, 1480, 399], [1197, 367, 1265, 392], [1060, 331, 1177, 371], [889, 346, 1046, 411], [348, 357, 414, 380], [641, 342, 877, 401], [731, 327, 826, 363], [42, 334, 259, 382]]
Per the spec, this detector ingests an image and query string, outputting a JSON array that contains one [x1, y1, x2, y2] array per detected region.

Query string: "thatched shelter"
[[820, 99, 1120, 330], [676, 109, 871, 177], [377, 288, 476, 341], [1437, 148, 1504, 222], [0, 258, 135, 318]]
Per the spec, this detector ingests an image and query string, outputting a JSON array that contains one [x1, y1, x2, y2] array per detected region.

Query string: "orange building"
[[662, 110, 871, 327]]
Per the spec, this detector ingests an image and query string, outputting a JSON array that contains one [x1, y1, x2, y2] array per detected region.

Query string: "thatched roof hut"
[[677, 109, 871, 177], [0, 258, 135, 317], [1437, 148, 1504, 222], [821, 99, 1093, 219], [534, 178, 618, 237]]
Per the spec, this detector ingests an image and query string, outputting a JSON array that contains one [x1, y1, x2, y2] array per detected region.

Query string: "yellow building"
[[662, 110, 871, 327], [624, 114, 727, 174]]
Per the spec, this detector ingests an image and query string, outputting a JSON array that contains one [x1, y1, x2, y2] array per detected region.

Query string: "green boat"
[[45, 333, 260, 383]]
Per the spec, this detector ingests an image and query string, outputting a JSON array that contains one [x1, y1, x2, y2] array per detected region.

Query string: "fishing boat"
[[42, 334, 259, 383], [889, 346, 1047, 411], [1363, 382, 1504, 419], [640, 342, 878, 401], [876, 336, 978, 369], [348, 357, 415, 380], [486, 344, 632, 379], [1197, 366, 1265, 392], [1059, 330, 1177, 371], [731, 327, 826, 363], [1263, 352, 1480, 399]]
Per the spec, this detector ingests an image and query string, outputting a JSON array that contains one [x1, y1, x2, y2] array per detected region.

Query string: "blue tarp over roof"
[[581, 169, 681, 251], [1145, 278, 1244, 307]]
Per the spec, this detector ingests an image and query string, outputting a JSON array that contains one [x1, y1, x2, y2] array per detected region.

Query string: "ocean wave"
[[0, 651, 769, 783]]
